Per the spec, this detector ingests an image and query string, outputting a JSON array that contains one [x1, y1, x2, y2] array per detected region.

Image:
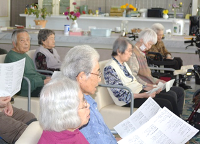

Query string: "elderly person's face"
[[13, 32, 30, 53], [118, 43, 132, 63], [142, 41, 154, 51], [77, 61, 101, 95], [42, 34, 55, 49], [78, 90, 90, 127], [157, 30, 164, 42]]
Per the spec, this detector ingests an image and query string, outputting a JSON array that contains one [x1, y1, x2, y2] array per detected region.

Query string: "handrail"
[[23, 76, 31, 112], [36, 69, 53, 75], [98, 84, 134, 115], [149, 67, 175, 71]]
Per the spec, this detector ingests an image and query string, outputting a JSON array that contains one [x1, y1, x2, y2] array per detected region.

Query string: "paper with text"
[[114, 97, 161, 138], [0, 58, 25, 97], [147, 79, 175, 94], [118, 107, 199, 144]]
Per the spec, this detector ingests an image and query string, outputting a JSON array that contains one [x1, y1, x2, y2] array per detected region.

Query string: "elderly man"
[[61, 45, 117, 144], [4, 29, 51, 97], [0, 96, 36, 143]]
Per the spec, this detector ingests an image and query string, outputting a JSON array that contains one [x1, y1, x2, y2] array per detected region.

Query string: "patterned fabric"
[[146, 41, 171, 58], [104, 57, 133, 104], [80, 94, 117, 144], [35, 49, 60, 72]]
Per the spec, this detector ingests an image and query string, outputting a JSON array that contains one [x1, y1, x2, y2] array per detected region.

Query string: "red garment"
[[38, 129, 89, 144]]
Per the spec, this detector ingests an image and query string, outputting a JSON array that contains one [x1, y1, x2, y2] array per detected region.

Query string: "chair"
[[15, 121, 43, 144], [0, 53, 40, 118], [0, 48, 7, 55], [94, 60, 137, 129]]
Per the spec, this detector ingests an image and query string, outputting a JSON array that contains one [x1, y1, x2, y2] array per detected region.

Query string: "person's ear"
[[76, 72, 86, 83], [12, 41, 16, 47], [117, 49, 121, 55]]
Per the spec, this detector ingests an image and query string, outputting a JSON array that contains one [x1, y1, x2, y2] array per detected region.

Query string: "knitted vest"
[[104, 59, 143, 106], [34, 45, 61, 69]]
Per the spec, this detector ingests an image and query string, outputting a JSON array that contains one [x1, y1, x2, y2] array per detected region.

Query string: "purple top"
[[38, 129, 89, 144]]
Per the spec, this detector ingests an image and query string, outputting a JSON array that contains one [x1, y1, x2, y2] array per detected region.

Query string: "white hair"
[[39, 77, 81, 132], [151, 23, 165, 34], [138, 28, 157, 45], [61, 45, 100, 80], [11, 29, 30, 45]]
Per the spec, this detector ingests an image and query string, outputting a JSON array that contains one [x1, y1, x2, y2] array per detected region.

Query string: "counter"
[[20, 14, 190, 35]]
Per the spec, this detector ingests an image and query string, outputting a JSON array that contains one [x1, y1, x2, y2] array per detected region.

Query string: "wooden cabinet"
[[38, 0, 73, 15]]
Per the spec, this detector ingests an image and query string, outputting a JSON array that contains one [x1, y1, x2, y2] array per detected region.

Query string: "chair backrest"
[[26, 49, 36, 60], [15, 121, 43, 144], [0, 54, 6, 63], [95, 59, 114, 110]]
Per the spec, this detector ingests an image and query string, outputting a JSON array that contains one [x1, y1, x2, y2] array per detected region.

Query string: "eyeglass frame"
[[79, 97, 89, 110], [90, 70, 102, 78]]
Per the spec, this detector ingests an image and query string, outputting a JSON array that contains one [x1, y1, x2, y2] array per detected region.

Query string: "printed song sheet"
[[0, 58, 25, 97], [114, 97, 161, 138], [118, 107, 199, 144], [147, 79, 175, 94]]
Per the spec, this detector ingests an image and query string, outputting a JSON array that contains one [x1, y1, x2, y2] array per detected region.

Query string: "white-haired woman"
[[104, 37, 181, 116], [38, 77, 90, 144], [147, 23, 190, 89], [147, 23, 182, 70], [127, 28, 185, 115]]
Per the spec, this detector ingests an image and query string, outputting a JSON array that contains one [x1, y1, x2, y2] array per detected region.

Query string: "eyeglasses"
[[90, 70, 102, 78], [79, 98, 89, 110]]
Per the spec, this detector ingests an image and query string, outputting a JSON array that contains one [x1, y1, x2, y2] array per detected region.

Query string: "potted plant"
[[64, 2, 80, 29], [28, 4, 51, 28]]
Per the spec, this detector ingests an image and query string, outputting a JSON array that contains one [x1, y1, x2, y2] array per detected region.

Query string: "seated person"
[[38, 77, 90, 144], [4, 29, 51, 97], [61, 45, 117, 144], [104, 37, 180, 116], [146, 23, 182, 70], [0, 96, 36, 144], [34, 29, 61, 71], [146, 23, 190, 89], [127, 29, 185, 115]]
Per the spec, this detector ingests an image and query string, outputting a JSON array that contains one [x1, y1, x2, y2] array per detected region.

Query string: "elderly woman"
[[127, 28, 185, 115], [104, 37, 180, 116], [147, 23, 190, 89], [146, 23, 182, 69], [38, 77, 90, 144], [34, 29, 61, 71], [4, 29, 51, 97]]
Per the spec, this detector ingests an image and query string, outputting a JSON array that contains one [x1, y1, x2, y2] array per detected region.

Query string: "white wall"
[[0, 0, 10, 27]]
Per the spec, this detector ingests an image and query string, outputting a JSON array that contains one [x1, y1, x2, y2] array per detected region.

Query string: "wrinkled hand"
[[4, 102, 13, 117], [44, 77, 51, 85], [149, 92, 156, 98], [146, 83, 154, 87], [0, 96, 11, 108], [156, 88, 162, 94]]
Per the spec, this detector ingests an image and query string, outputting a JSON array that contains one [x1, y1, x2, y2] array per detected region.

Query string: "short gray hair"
[[39, 77, 81, 132], [38, 29, 55, 45], [112, 37, 133, 56], [11, 29, 30, 45], [61, 45, 100, 80], [151, 23, 165, 34], [138, 28, 157, 45]]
